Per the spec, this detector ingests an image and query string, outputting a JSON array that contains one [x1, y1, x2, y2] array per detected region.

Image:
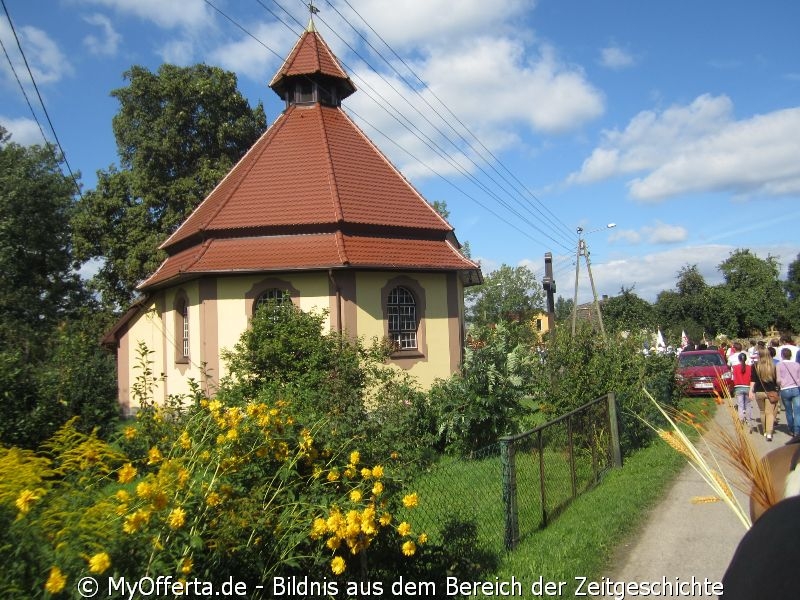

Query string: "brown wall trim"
[[337, 270, 358, 339], [446, 272, 462, 374], [199, 278, 219, 396]]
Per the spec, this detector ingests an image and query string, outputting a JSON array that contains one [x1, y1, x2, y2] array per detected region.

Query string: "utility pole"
[[571, 226, 612, 341], [542, 252, 556, 334]]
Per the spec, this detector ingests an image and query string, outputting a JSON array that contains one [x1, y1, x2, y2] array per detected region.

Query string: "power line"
[[334, 0, 575, 242], [0, 27, 48, 144], [1, 0, 82, 198]]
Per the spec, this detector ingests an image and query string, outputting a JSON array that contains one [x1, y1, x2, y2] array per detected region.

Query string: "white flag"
[[681, 330, 689, 349]]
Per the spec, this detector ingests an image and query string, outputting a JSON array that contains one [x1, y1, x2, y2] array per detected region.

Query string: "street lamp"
[[571, 223, 616, 340]]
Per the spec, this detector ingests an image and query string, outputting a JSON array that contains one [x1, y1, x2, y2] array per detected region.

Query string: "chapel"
[[103, 21, 482, 413]]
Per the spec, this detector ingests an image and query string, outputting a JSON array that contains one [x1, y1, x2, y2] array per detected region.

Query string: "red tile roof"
[[139, 28, 481, 292], [140, 233, 478, 289], [269, 28, 353, 93]]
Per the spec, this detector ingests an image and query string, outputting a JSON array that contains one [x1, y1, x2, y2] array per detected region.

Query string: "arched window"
[[254, 287, 291, 320], [387, 286, 417, 350]]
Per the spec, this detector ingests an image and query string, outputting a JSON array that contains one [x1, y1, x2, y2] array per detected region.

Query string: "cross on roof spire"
[[307, 1, 319, 31]]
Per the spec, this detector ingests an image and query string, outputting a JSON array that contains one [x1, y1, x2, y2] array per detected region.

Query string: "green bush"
[[427, 322, 538, 456]]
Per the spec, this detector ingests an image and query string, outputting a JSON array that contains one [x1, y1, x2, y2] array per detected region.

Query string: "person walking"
[[732, 352, 753, 430], [777, 347, 800, 439], [750, 349, 779, 441]]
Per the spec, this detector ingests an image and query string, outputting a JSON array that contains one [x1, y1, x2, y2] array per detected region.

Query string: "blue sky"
[[2, 0, 799, 304]]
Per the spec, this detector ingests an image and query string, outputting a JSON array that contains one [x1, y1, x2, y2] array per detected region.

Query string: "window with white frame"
[[174, 293, 189, 364], [387, 286, 418, 350], [254, 287, 291, 319]]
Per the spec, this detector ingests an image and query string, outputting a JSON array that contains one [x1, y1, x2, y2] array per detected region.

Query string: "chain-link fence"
[[404, 394, 621, 554]]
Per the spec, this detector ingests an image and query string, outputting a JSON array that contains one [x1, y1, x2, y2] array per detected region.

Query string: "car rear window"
[[678, 353, 724, 367]]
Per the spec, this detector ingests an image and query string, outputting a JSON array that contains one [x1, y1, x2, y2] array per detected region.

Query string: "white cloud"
[[82, 13, 121, 56], [609, 228, 641, 244], [346, 34, 603, 178], [568, 93, 800, 202], [207, 22, 296, 83], [610, 221, 687, 245], [157, 40, 195, 66], [334, 0, 532, 49], [0, 115, 45, 145], [599, 45, 635, 69], [75, 0, 212, 30], [0, 18, 73, 86]]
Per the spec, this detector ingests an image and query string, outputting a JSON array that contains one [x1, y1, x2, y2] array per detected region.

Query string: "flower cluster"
[[310, 453, 425, 575]]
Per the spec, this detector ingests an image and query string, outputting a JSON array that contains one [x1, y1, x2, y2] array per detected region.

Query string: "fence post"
[[607, 392, 623, 468], [500, 436, 519, 550]]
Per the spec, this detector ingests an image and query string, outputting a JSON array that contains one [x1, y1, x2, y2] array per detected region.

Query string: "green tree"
[[600, 287, 656, 334], [554, 295, 574, 323], [655, 265, 708, 342], [0, 129, 117, 447], [466, 264, 544, 333], [784, 253, 800, 331], [72, 64, 267, 309], [718, 249, 785, 336]]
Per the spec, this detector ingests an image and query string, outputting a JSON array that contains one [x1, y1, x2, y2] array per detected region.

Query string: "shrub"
[[428, 322, 538, 455]]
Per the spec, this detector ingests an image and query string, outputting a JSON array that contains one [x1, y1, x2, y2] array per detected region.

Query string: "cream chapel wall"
[[354, 271, 454, 389], [214, 273, 333, 381]]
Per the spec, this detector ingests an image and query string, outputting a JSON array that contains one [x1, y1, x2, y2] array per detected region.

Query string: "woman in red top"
[[732, 352, 752, 430]]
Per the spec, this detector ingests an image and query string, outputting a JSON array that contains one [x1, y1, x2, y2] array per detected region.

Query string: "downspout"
[[328, 269, 342, 334]]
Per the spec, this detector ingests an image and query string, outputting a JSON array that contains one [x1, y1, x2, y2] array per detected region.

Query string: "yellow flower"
[[44, 566, 67, 594], [402, 492, 419, 508], [115, 489, 130, 503], [168, 507, 186, 529], [397, 521, 412, 536], [181, 557, 193, 575], [343, 466, 356, 479], [372, 481, 384, 496], [349, 451, 360, 465], [123, 426, 137, 440], [349, 489, 363, 503], [371, 465, 384, 479], [401, 540, 416, 556], [331, 556, 346, 575], [147, 447, 163, 465], [179, 431, 192, 450], [123, 509, 150, 534], [326, 536, 341, 551], [379, 513, 392, 527], [360, 467, 372, 480], [88, 552, 111, 574], [136, 481, 153, 499], [418, 532, 428, 545], [311, 518, 327, 539], [117, 463, 137, 484], [390, 451, 399, 460], [327, 468, 340, 482], [14, 489, 39, 514], [206, 492, 222, 507]]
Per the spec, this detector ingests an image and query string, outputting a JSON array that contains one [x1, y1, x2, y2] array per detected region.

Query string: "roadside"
[[603, 398, 788, 597]]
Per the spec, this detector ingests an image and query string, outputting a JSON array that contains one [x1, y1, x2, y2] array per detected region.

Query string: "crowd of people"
[[717, 334, 800, 442]]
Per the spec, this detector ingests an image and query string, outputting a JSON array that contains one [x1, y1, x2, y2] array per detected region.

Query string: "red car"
[[676, 349, 734, 396]]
